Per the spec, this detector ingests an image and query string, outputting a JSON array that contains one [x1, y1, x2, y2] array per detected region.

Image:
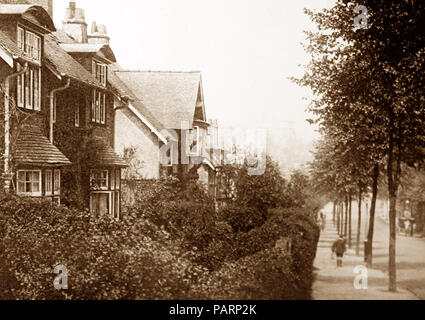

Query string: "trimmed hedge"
[[0, 178, 320, 300]]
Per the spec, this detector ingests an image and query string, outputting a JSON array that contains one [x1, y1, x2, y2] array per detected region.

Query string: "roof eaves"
[[127, 102, 167, 144]]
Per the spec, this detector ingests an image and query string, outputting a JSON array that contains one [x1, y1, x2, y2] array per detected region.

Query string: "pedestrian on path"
[[320, 212, 326, 231], [332, 235, 346, 267]]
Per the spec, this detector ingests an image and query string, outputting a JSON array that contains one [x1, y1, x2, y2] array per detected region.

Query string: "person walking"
[[320, 212, 326, 231], [332, 235, 346, 267]]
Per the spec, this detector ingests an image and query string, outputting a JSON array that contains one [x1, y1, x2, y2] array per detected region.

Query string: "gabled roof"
[[107, 66, 167, 143], [0, 4, 55, 31], [15, 125, 71, 167], [44, 34, 104, 89], [59, 43, 117, 62], [115, 71, 203, 130]]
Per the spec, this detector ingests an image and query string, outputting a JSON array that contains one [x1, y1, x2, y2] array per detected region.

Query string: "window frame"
[[17, 62, 42, 111], [91, 89, 106, 125], [54, 169, 61, 195], [190, 126, 201, 156], [45, 169, 53, 196], [17, 170, 42, 197], [90, 170, 109, 191]]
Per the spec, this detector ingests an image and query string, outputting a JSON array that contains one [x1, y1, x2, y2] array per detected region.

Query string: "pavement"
[[312, 205, 420, 300]]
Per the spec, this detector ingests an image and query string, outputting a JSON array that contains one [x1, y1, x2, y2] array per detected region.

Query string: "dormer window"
[[92, 60, 107, 86], [17, 26, 41, 62]]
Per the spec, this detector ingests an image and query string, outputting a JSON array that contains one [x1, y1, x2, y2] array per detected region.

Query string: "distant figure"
[[320, 212, 326, 231], [332, 235, 346, 267]]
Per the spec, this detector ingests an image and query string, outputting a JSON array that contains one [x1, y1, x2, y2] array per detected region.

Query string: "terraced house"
[[0, 0, 220, 216], [0, 1, 127, 218]]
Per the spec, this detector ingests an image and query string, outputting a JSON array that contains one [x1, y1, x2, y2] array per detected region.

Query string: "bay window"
[[17, 170, 42, 197]]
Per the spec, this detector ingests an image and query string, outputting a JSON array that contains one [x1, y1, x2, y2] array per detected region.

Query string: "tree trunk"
[[337, 202, 340, 234], [333, 201, 336, 226], [366, 165, 379, 267], [348, 193, 352, 248], [388, 191, 397, 292], [356, 189, 362, 256], [344, 195, 348, 237]]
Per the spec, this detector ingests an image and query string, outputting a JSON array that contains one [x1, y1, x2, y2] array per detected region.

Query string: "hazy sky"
[[52, 0, 334, 141]]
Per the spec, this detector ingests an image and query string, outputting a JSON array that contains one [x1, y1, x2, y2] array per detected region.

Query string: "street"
[[312, 202, 425, 300]]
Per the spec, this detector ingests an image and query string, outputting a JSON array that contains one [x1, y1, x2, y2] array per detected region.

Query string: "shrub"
[[0, 193, 199, 300]]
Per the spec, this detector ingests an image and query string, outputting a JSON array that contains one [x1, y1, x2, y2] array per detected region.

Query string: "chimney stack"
[[62, 1, 88, 43], [88, 21, 110, 45]]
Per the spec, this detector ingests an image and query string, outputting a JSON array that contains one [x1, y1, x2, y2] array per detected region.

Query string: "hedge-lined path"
[[312, 209, 418, 300]]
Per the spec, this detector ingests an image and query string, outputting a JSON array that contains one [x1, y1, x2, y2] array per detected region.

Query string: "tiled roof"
[[52, 30, 77, 44], [59, 43, 117, 62], [115, 71, 202, 129], [44, 34, 104, 89], [89, 138, 128, 168], [14, 125, 71, 166], [0, 3, 55, 30], [0, 29, 25, 58], [107, 66, 166, 135]]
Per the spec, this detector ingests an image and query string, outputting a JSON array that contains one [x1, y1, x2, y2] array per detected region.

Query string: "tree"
[[296, 0, 425, 291]]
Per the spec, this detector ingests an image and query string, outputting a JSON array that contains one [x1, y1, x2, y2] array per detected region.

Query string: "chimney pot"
[[98, 24, 107, 35], [91, 21, 98, 34]]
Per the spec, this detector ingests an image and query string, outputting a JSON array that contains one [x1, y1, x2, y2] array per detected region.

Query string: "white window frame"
[[190, 126, 201, 156], [90, 170, 109, 191], [17, 170, 42, 197], [17, 26, 25, 50], [45, 169, 53, 196], [17, 63, 41, 111], [90, 191, 115, 219], [54, 169, 61, 195]]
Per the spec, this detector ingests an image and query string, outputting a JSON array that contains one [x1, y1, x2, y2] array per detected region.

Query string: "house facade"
[[1, 0, 222, 215], [0, 1, 127, 218], [114, 70, 217, 192]]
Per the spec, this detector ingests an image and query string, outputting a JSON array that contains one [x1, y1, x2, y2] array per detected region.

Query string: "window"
[[91, 89, 106, 124], [17, 27, 41, 61], [54, 169, 61, 194], [17, 170, 41, 197], [17, 63, 41, 111], [190, 126, 200, 156], [110, 169, 116, 190], [45, 170, 52, 195], [115, 170, 121, 190], [92, 60, 107, 86], [74, 102, 80, 127], [90, 170, 109, 190], [17, 27, 25, 50]]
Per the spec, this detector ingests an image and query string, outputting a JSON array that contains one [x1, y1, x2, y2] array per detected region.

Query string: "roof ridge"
[[115, 70, 201, 74]]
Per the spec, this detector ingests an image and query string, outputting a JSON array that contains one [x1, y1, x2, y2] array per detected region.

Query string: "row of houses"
[[0, 0, 226, 219]]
